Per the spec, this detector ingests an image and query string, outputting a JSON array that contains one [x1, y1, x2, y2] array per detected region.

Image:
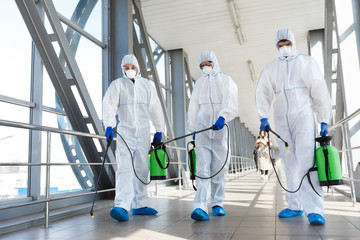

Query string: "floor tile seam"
[[228, 175, 251, 240], [229, 215, 245, 240], [274, 170, 279, 240], [158, 218, 186, 232], [230, 173, 267, 240], [343, 215, 360, 230]]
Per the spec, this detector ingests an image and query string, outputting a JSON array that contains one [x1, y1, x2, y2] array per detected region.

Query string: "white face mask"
[[261, 132, 265, 137], [202, 66, 213, 75], [279, 46, 292, 58], [125, 69, 136, 79]]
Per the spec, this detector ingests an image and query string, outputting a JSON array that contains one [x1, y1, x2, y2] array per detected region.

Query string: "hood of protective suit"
[[275, 29, 299, 60], [198, 50, 220, 75], [121, 54, 141, 79]]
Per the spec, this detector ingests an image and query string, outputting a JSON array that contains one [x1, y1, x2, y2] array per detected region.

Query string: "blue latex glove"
[[214, 116, 225, 130], [193, 133, 195, 140], [260, 118, 271, 131], [153, 132, 162, 142], [105, 127, 114, 142], [320, 122, 328, 136]]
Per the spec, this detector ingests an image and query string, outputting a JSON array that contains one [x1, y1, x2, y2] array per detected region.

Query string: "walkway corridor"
[[1, 169, 360, 240]]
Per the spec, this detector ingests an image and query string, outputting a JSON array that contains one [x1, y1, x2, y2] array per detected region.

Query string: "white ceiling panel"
[[141, 0, 325, 143]]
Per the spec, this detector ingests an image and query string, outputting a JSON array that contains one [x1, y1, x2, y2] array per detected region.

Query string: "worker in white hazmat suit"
[[103, 54, 165, 221], [187, 50, 238, 221], [255, 29, 332, 225]]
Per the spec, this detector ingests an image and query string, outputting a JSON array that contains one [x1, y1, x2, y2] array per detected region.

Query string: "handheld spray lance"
[[90, 137, 113, 218]]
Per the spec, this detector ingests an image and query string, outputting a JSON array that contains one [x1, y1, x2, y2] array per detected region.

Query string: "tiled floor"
[[1, 168, 360, 240]]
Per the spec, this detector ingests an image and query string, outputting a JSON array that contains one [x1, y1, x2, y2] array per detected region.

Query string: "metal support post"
[[45, 131, 51, 229], [178, 153, 181, 190]]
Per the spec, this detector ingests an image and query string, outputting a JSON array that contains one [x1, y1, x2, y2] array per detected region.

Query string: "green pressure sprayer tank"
[[315, 135, 343, 186], [149, 142, 168, 180], [188, 141, 196, 180]]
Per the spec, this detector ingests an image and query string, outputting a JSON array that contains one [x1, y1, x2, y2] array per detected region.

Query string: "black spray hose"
[[195, 124, 230, 179], [114, 131, 151, 185], [90, 138, 112, 218], [111, 126, 217, 186], [265, 128, 322, 196], [186, 124, 230, 191], [109, 125, 224, 190]]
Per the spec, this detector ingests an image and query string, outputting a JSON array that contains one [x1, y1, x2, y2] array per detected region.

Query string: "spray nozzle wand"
[[265, 126, 289, 150], [90, 137, 113, 218], [158, 126, 216, 147]]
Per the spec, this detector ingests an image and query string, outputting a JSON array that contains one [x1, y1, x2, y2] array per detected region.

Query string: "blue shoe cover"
[[308, 213, 325, 225], [131, 207, 158, 215], [110, 207, 129, 221], [278, 208, 303, 218], [212, 206, 226, 216], [191, 208, 209, 221]]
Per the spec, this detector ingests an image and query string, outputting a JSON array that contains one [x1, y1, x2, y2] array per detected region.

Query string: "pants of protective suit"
[[193, 128, 229, 214], [114, 127, 150, 211], [276, 112, 324, 216]]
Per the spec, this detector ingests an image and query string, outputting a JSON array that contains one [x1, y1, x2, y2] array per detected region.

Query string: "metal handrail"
[[328, 107, 360, 131], [338, 146, 360, 153], [0, 118, 255, 228], [0, 119, 107, 140], [327, 108, 360, 206]]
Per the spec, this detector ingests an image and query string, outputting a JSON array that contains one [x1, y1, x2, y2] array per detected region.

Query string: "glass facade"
[[0, 1, 101, 202]]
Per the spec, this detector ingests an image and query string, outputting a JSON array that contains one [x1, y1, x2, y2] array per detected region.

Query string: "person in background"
[[187, 50, 238, 221], [103, 54, 165, 221], [255, 130, 272, 181], [253, 137, 259, 172]]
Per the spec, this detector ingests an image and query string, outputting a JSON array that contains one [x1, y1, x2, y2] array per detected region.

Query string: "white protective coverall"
[[103, 54, 165, 211], [255, 29, 332, 216], [188, 50, 238, 213]]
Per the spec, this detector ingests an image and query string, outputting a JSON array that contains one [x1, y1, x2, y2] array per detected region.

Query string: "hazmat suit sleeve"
[[102, 80, 120, 128], [148, 85, 165, 132], [255, 68, 274, 120], [187, 80, 201, 132], [303, 57, 332, 124], [218, 77, 238, 122]]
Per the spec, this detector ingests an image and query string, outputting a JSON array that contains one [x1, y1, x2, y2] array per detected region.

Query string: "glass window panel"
[[0, 1, 31, 101], [0, 124, 29, 200], [53, 0, 79, 25], [40, 165, 83, 196], [75, 37, 103, 117], [44, 1, 102, 117], [83, 1, 101, 40], [0, 102, 30, 123], [157, 53, 166, 85], [133, 21, 142, 44], [43, 67, 57, 109], [40, 128, 84, 196], [53, 0, 101, 38]]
